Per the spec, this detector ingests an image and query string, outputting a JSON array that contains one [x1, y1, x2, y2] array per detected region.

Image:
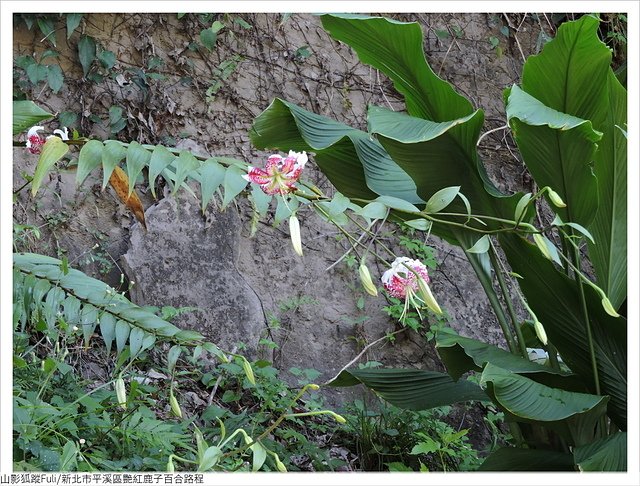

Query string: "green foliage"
[[205, 55, 243, 103], [16, 116, 253, 214], [339, 399, 486, 471], [13, 253, 345, 472], [251, 13, 627, 471], [330, 368, 487, 410], [13, 101, 53, 135], [13, 253, 206, 356]]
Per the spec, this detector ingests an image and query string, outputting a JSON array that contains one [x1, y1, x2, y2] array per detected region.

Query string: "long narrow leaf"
[[31, 137, 69, 196]]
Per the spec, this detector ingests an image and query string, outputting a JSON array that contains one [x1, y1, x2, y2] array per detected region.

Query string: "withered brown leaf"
[[108, 165, 147, 230]]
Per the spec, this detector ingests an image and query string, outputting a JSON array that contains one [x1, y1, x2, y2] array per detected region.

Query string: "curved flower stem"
[[565, 234, 600, 396], [344, 211, 397, 259], [432, 212, 537, 230], [465, 246, 518, 355], [312, 202, 390, 265], [489, 243, 528, 359], [220, 384, 320, 459], [546, 342, 561, 372]]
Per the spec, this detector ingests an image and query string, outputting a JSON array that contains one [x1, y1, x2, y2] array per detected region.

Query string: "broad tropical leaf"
[[514, 14, 627, 309], [13, 100, 54, 135], [500, 233, 626, 429], [506, 85, 601, 228], [436, 328, 574, 385], [250, 98, 421, 203], [320, 14, 473, 122], [480, 363, 608, 422], [369, 105, 527, 231], [328, 368, 487, 410], [588, 71, 627, 310], [478, 447, 575, 471], [574, 432, 626, 471]]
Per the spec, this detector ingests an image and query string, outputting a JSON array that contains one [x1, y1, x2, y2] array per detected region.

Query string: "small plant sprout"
[[381, 257, 442, 319], [243, 150, 308, 195]]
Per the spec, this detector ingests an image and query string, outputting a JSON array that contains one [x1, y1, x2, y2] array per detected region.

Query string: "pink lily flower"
[[382, 256, 442, 318], [26, 126, 45, 154], [243, 150, 308, 195], [382, 257, 430, 299], [25, 126, 70, 155]]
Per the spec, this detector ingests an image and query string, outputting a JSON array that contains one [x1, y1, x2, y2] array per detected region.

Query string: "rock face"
[[12, 12, 543, 407], [122, 195, 266, 355]]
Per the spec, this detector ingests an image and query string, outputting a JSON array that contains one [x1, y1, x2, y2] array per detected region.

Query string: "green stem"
[[221, 384, 319, 459], [312, 202, 390, 265], [489, 246, 528, 359], [508, 422, 526, 448], [344, 211, 396, 259], [546, 342, 561, 372], [169, 454, 198, 465], [568, 237, 600, 396], [465, 247, 518, 355]]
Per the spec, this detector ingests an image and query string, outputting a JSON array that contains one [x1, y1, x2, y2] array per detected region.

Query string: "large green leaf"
[[574, 432, 626, 471], [250, 98, 421, 203], [500, 233, 626, 429], [515, 14, 627, 309], [328, 368, 487, 410], [321, 14, 528, 233], [521, 15, 610, 121], [506, 85, 601, 228], [436, 328, 574, 385], [478, 447, 575, 471], [588, 71, 627, 310], [13, 101, 54, 135], [370, 105, 526, 228], [480, 363, 608, 433], [320, 14, 473, 122]]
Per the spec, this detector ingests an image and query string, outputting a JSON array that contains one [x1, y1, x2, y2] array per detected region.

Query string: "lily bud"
[[289, 215, 303, 257], [240, 357, 256, 385], [601, 296, 620, 318], [326, 411, 347, 423], [417, 277, 443, 315], [115, 377, 127, 409], [167, 457, 175, 472], [358, 263, 378, 296], [533, 233, 552, 261], [169, 388, 183, 418], [547, 188, 566, 208], [533, 317, 548, 345], [274, 454, 287, 472]]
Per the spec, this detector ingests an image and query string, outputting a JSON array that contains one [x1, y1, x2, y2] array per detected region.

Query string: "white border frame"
[[2, 2, 638, 485]]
